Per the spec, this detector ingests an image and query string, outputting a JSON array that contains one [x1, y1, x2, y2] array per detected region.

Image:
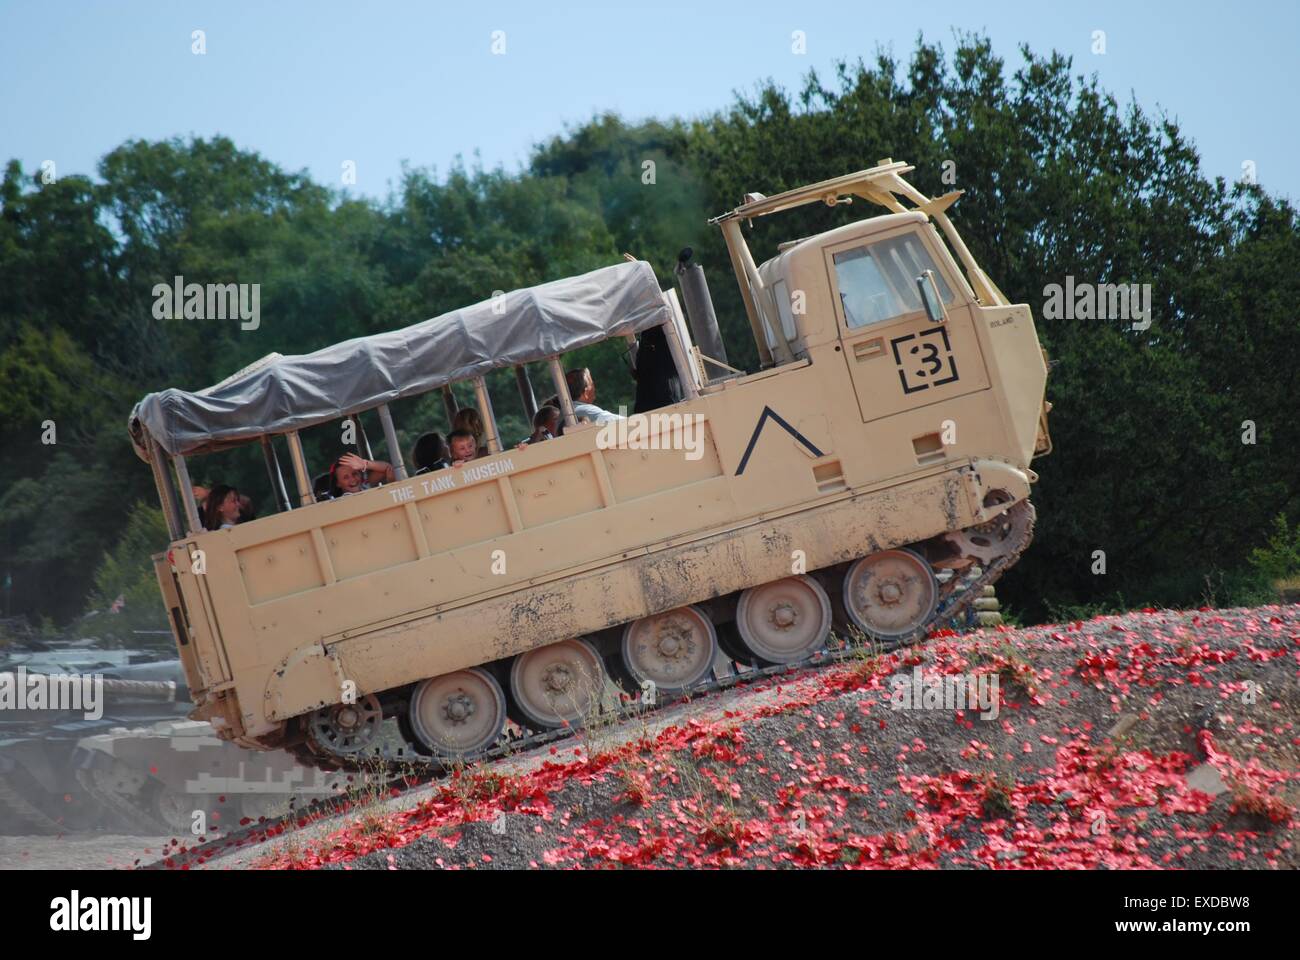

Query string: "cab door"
[[826, 227, 990, 423]]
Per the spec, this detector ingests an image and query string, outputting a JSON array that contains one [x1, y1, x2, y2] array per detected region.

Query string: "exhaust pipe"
[[674, 248, 729, 379]]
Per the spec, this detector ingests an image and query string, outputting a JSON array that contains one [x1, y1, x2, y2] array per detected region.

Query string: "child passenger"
[[517, 405, 561, 449], [203, 484, 243, 531], [447, 429, 480, 467], [329, 452, 396, 497], [451, 408, 489, 457]]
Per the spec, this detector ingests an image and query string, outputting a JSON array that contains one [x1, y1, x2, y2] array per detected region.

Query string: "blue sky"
[[1, 0, 1295, 202]]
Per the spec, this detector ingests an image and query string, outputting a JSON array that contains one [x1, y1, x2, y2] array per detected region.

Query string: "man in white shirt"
[[566, 367, 624, 424]]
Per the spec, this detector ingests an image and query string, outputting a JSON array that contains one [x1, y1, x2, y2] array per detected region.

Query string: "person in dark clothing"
[[632, 325, 683, 413], [412, 431, 452, 473], [312, 472, 333, 501]]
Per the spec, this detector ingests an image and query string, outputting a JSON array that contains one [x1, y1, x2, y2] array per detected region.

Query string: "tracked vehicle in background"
[[0, 657, 189, 834], [130, 159, 1051, 774], [71, 716, 348, 835], [0, 657, 349, 836]]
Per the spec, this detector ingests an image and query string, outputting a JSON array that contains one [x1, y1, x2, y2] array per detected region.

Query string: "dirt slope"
[[174, 605, 1299, 870]]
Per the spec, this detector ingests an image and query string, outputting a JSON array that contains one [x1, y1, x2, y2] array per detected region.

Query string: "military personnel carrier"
[[130, 160, 1051, 770]]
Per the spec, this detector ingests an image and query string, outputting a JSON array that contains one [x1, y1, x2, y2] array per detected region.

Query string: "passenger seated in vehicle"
[[329, 452, 395, 497], [566, 367, 623, 424], [538, 393, 566, 434], [312, 472, 333, 501], [539, 369, 621, 435], [238, 494, 256, 523], [448, 429, 480, 467], [412, 431, 452, 473], [203, 484, 243, 531], [517, 405, 561, 449], [452, 408, 490, 457]]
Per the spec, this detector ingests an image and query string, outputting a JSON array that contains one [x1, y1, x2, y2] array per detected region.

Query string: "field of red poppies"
[[214, 605, 1299, 870]]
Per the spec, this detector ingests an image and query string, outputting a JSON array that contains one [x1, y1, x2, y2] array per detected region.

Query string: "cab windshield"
[[833, 233, 954, 329]]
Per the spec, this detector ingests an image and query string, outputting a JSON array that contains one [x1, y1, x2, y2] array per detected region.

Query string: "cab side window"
[[770, 279, 799, 345]]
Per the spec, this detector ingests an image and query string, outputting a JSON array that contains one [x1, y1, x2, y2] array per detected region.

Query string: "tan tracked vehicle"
[[130, 160, 1051, 769]]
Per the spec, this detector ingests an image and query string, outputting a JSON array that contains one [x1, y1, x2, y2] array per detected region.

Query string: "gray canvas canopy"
[[131, 260, 669, 457]]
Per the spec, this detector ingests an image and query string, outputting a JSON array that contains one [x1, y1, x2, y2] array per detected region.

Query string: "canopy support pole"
[[149, 439, 185, 540], [549, 358, 577, 429], [286, 431, 315, 506], [472, 378, 502, 454], [441, 386, 459, 425], [172, 455, 203, 534], [720, 219, 773, 368], [515, 366, 537, 422], [261, 436, 291, 513], [376, 404, 408, 479], [353, 414, 374, 461]]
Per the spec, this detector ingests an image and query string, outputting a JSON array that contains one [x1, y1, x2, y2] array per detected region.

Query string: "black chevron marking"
[[735, 406, 825, 476]]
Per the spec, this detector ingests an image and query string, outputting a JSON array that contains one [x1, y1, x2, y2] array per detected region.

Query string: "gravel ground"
[[0, 834, 176, 870], [215, 604, 1299, 871], [183, 661, 837, 869]]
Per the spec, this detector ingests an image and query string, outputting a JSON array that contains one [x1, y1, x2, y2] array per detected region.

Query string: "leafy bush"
[[75, 501, 172, 648], [1248, 514, 1300, 582]]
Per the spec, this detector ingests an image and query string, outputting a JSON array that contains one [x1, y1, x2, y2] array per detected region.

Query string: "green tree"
[[78, 501, 173, 648], [2, 36, 1296, 632]]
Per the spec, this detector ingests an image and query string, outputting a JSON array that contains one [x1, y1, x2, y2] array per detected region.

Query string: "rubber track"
[[75, 765, 174, 836], [0, 771, 66, 834]]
